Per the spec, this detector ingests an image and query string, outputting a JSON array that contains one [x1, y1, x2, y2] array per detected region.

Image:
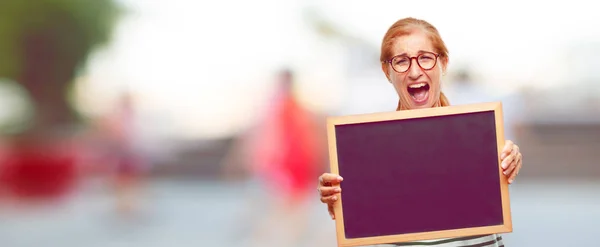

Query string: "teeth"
[[408, 83, 427, 88]]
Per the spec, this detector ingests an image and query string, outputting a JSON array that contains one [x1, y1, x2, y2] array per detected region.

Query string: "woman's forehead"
[[391, 31, 434, 56]]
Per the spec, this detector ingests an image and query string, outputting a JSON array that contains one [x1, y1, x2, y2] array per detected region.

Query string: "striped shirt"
[[372, 234, 504, 247]]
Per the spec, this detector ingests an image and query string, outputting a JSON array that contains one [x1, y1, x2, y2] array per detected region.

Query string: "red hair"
[[379, 17, 450, 110]]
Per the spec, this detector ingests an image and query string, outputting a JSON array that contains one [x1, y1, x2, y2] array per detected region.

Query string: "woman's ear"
[[440, 56, 449, 75]]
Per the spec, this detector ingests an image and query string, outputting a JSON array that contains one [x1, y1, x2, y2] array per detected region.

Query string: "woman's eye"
[[395, 58, 409, 64]]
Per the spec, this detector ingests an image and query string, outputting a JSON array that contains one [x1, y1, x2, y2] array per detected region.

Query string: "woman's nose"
[[407, 58, 422, 79]]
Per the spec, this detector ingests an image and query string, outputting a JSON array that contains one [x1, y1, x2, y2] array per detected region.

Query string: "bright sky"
[[74, 0, 600, 140]]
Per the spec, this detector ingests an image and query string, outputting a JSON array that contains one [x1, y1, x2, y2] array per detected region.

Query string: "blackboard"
[[326, 102, 512, 247]]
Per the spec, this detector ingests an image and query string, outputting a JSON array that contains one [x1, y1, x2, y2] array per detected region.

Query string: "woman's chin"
[[407, 97, 433, 109], [410, 103, 432, 110]]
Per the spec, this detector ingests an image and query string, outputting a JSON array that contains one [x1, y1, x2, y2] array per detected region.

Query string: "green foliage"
[[0, 0, 121, 80]]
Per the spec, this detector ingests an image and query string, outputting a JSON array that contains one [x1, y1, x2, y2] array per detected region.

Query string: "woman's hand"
[[500, 140, 523, 184], [318, 173, 343, 220]]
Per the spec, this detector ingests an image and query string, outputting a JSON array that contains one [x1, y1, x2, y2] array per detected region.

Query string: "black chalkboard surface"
[[326, 102, 512, 247]]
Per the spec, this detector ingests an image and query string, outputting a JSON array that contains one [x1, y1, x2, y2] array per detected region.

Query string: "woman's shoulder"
[[369, 234, 503, 247]]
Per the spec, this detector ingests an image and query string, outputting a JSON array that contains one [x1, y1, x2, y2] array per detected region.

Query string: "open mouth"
[[407, 82, 430, 104]]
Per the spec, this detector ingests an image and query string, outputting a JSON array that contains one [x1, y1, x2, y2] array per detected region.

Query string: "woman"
[[221, 69, 324, 246], [317, 17, 523, 247]]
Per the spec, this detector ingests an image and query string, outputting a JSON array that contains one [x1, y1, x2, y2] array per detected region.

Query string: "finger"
[[509, 154, 523, 184], [320, 194, 339, 204], [319, 186, 341, 197], [502, 145, 519, 172], [501, 151, 516, 170], [508, 162, 521, 184], [501, 140, 514, 160], [328, 204, 335, 220], [503, 156, 517, 176], [505, 152, 522, 179], [319, 173, 343, 185], [502, 143, 519, 169], [512, 144, 520, 160]]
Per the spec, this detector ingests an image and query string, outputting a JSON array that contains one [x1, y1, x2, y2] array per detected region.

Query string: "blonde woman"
[[317, 17, 523, 247]]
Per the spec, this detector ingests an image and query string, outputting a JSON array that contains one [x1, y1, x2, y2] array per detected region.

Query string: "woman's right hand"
[[318, 173, 344, 220]]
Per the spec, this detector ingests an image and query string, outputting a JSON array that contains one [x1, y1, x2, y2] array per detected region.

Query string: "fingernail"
[[508, 179, 514, 183], [501, 162, 507, 169], [337, 176, 343, 181], [334, 188, 341, 192], [332, 196, 337, 200], [503, 170, 508, 175]]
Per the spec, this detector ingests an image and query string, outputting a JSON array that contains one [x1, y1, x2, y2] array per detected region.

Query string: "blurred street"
[[1, 178, 599, 247]]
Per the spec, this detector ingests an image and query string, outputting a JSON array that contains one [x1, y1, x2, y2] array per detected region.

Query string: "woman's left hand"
[[500, 140, 522, 184]]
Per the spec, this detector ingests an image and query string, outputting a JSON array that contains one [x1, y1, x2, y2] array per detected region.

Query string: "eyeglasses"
[[384, 52, 440, 73]]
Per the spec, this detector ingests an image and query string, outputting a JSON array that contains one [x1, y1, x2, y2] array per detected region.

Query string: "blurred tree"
[[0, 0, 121, 201], [0, 0, 121, 138]]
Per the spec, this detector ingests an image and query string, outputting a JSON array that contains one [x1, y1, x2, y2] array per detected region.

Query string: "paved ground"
[[0, 178, 599, 247]]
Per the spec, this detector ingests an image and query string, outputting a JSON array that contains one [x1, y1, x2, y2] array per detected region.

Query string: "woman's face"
[[386, 30, 446, 109]]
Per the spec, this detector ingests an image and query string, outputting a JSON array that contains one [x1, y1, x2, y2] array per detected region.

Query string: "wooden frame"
[[326, 102, 512, 247]]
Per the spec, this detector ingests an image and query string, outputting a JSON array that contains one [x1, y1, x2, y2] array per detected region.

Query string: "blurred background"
[[0, 0, 599, 246]]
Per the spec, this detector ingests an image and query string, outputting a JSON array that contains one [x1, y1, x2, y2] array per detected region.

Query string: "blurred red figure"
[[102, 92, 146, 216], [250, 70, 322, 204], [222, 69, 326, 246]]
